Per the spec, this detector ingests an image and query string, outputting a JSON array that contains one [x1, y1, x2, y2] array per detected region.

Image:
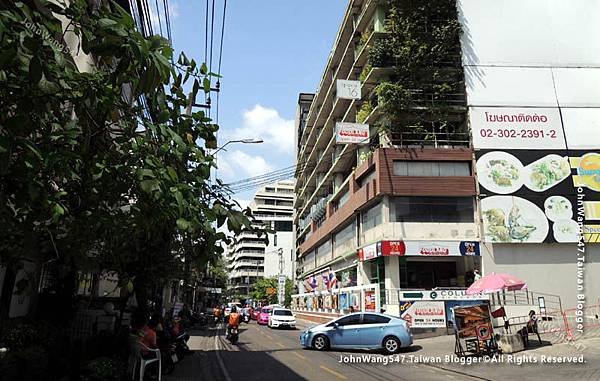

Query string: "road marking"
[[214, 326, 233, 381], [293, 352, 307, 360], [275, 342, 285, 348], [319, 365, 347, 380], [265, 334, 274, 340], [446, 376, 456, 379]]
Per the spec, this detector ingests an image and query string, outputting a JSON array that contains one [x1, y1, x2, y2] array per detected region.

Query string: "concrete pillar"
[[333, 173, 345, 192]]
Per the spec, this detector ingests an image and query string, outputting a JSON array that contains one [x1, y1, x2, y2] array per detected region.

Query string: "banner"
[[399, 301, 446, 328]]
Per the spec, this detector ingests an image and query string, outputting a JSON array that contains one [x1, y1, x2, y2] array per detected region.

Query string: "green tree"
[[251, 277, 293, 307], [0, 0, 260, 314]]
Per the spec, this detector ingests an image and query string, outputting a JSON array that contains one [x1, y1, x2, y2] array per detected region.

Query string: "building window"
[[392, 196, 475, 223], [334, 221, 356, 254], [274, 221, 293, 232], [359, 169, 376, 188], [361, 202, 382, 232], [316, 240, 332, 267], [393, 161, 471, 177]]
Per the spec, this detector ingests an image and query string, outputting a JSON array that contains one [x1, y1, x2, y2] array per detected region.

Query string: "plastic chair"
[[128, 335, 161, 381]]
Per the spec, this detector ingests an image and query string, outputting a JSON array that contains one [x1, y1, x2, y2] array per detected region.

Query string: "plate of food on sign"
[[476, 151, 524, 194], [482, 196, 549, 243]]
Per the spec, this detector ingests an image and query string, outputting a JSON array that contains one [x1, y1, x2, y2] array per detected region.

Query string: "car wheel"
[[382, 336, 401, 354], [312, 335, 329, 351]]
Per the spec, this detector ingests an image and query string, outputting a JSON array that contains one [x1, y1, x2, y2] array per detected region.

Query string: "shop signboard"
[[358, 242, 379, 261], [399, 301, 446, 328], [360, 241, 480, 261], [335, 122, 369, 144], [401, 289, 489, 301]]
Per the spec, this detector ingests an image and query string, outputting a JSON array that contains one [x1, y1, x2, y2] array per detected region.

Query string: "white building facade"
[[227, 179, 296, 297]]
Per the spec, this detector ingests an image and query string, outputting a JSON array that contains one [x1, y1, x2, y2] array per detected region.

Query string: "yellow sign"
[[571, 153, 600, 191]]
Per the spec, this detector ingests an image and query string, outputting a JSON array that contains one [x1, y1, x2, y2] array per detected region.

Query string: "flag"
[[307, 275, 318, 290], [327, 269, 337, 290]]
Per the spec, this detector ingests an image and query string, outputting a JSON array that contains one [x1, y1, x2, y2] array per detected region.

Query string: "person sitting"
[[519, 310, 541, 347], [131, 310, 157, 359], [227, 306, 240, 338]]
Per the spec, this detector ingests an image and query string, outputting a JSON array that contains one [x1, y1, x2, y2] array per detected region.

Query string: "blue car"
[[300, 312, 413, 354]]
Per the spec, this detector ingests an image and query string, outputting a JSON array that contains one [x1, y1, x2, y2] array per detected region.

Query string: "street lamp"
[[213, 138, 263, 155], [213, 138, 263, 181]]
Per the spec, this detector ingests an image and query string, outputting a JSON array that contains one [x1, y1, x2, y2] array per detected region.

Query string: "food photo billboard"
[[471, 107, 580, 243]]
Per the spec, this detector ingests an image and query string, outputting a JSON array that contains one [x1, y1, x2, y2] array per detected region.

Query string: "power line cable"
[[215, 0, 227, 125], [154, 0, 163, 37], [224, 135, 375, 194]]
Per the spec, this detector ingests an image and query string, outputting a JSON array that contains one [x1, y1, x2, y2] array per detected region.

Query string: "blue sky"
[[165, 0, 347, 204]]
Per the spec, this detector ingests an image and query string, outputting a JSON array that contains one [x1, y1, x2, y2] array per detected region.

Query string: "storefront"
[[359, 239, 481, 286]]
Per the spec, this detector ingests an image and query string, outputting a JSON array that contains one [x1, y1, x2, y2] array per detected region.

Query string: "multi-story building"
[[294, 0, 478, 318], [227, 179, 296, 298], [294, 0, 600, 320]]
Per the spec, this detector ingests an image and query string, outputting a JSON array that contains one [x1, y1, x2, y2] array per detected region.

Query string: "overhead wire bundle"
[[224, 135, 376, 194]]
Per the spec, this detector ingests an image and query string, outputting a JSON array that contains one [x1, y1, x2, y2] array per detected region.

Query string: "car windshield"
[[273, 310, 293, 316], [261, 308, 271, 313]]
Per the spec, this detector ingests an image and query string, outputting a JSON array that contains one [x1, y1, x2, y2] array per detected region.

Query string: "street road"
[[214, 319, 486, 381]]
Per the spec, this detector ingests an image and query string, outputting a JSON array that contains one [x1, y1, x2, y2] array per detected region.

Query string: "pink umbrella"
[[466, 272, 527, 295]]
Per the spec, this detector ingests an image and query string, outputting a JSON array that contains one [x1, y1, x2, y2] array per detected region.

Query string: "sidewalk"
[[412, 333, 600, 380]]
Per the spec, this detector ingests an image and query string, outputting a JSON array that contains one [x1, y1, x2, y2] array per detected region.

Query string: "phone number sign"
[[470, 107, 566, 150]]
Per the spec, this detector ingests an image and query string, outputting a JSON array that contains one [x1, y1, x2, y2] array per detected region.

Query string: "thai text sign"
[[470, 107, 566, 150], [335, 122, 369, 144]]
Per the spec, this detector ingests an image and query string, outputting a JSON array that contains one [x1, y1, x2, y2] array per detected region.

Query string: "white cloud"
[[217, 150, 273, 181], [230, 105, 294, 154]]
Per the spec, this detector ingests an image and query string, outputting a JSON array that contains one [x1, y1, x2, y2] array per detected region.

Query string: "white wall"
[[458, 0, 600, 67], [263, 231, 294, 279], [482, 243, 600, 310]]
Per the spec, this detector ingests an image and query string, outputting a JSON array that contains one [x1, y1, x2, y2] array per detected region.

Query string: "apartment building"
[[294, 0, 480, 317], [227, 179, 296, 298]]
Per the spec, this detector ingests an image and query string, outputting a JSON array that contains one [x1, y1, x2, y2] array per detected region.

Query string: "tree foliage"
[[251, 277, 293, 307], [365, 0, 466, 140], [0, 0, 258, 306]]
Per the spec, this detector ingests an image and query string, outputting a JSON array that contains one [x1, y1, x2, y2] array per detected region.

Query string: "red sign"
[[380, 240, 406, 256]]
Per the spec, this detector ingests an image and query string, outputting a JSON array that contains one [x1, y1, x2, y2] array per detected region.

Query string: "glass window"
[[273, 310, 293, 316], [334, 222, 356, 254], [359, 169, 376, 188], [363, 314, 391, 324], [274, 221, 292, 232], [392, 197, 475, 223], [316, 240, 332, 266], [361, 202, 382, 232], [334, 314, 361, 326], [393, 161, 470, 177]]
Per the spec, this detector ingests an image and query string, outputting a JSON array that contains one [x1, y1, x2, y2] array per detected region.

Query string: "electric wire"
[[154, 0, 163, 37], [215, 0, 227, 125], [224, 135, 375, 194]]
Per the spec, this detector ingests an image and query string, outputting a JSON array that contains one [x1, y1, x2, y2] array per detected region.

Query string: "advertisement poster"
[[364, 290, 376, 311], [399, 301, 446, 328], [452, 304, 493, 339], [360, 240, 480, 260], [339, 293, 348, 310]]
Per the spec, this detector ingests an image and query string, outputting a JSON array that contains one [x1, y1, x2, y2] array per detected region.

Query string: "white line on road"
[[214, 325, 233, 381]]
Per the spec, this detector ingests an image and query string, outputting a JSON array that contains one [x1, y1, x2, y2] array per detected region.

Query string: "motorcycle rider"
[[227, 306, 240, 338]]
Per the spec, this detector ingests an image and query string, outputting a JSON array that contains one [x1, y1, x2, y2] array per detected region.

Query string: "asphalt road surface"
[[214, 319, 487, 381]]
